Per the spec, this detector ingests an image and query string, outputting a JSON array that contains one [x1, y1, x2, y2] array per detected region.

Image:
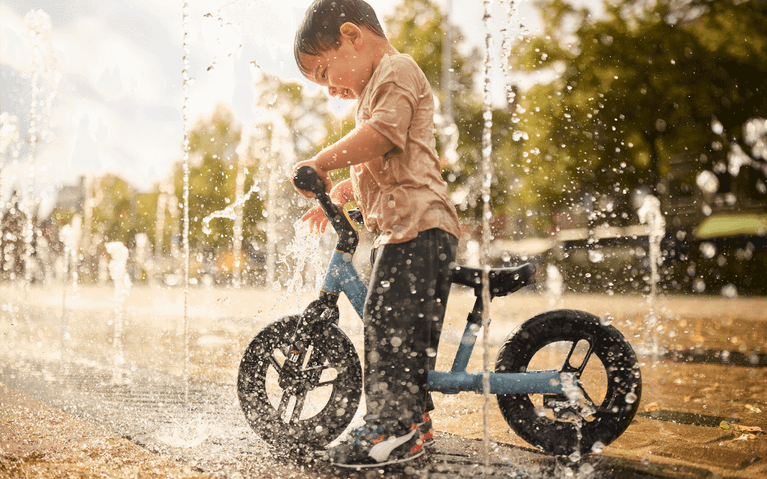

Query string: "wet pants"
[[362, 228, 457, 433]]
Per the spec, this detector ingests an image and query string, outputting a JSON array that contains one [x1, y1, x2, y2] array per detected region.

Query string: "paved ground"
[[1, 284, 766, 478]]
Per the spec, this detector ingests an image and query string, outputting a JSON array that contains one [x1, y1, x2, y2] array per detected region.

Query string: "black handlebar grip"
[[293, 166, 326, 196]]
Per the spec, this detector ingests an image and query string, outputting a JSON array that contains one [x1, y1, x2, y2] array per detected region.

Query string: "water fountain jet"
[[638, 194, 666, 357], [106, 241, 131, 382]]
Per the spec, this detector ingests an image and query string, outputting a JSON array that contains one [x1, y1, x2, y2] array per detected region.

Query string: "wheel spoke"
[[289, 390, 307, 424], [276, 388, 293, 419], [315, 377, 337, 388], [562, 339, 596, 376], [269, 352, 283, 372]]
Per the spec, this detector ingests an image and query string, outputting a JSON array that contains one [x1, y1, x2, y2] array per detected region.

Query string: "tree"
[[180, 104, 243, 252], [509, 0, 767, 231], [91, 174, 136, 244]]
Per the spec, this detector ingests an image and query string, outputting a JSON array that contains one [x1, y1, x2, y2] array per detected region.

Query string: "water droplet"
[[600, 314, 613, 326], [426, 348, 437, 358], [711, 118, 724, 135], [721, 284, 738, 298], [568, 450, 581, 463], [696, 170, 719, 194], [588, 249, 604, 263], [625, 392, 637, 404], [591, 441, 606, 453], [699, 242, 716, 259]]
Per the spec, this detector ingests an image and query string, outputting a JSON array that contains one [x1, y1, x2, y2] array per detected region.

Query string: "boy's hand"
[[291, 160, 332, 198], [300, 179, 355, 234], [301, 205, 329, 234]]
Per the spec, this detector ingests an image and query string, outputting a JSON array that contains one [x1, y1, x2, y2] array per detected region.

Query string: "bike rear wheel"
[[495, 309, 641, 456], [237, 315, 362, 450]]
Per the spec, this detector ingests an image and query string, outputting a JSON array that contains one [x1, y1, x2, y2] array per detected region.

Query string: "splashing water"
[[545, 264, 564, 309], [480, 0, 497, 473], [637, 195, 666, 356], [436, 0, 459, 166], [202, 181, 261, 236], [106, 241, 131, 379], [59, 219, 81, 359], [743, 117, 767, 161], [0, 113, 21, 197], [156, 416, 212, 448], [276, 222, 325, 301], [182, 0, 192, 402], [21, 9, 60, 292]]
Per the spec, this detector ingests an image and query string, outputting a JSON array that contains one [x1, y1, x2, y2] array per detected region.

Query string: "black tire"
[[495, 309, 641, 456], [237, 315, 362, 450]]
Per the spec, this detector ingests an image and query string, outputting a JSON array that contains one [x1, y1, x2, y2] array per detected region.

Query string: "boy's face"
[[299, 35, 372, 100]]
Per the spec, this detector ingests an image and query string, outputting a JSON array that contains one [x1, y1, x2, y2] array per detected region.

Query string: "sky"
[[0, 0, 546, 215]]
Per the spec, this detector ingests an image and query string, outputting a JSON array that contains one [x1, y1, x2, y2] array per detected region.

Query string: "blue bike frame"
[[321, 249, 566, 397], [292, 165, 565, 397]]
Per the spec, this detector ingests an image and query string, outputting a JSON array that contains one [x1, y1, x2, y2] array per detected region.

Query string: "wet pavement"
[[1, 284, 766, 478]]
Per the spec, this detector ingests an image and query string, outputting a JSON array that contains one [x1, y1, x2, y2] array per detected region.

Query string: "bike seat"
[[450, 263, 537, 298]]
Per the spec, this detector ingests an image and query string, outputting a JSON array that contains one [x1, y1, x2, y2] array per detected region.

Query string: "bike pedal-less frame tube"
[[427, 370, 565, 395], [328, 251, 566, 397], [324, 249, 367, 318]]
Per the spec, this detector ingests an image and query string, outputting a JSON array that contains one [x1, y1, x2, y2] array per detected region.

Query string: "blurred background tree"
[[509, 0, 767, 233], [41, 0, 766, 291]]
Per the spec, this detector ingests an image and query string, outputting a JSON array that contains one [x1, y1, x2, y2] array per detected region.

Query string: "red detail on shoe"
[[422, 430, 433, 441], [409, 441, 423, 455], [423, 412, 430, 422], [372, 435, 386, 445]]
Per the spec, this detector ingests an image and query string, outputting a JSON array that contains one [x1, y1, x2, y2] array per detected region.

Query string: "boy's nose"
[[328, 86, 339, 97]]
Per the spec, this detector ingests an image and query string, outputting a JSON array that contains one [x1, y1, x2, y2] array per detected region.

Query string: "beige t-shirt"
[[351, 54, 461, 248]]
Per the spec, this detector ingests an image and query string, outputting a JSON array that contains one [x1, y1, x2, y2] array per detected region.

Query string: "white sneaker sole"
[[332, 448, 425, 469]]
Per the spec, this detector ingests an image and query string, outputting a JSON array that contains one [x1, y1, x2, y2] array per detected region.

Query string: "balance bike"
[[237, 166, 642, 456]]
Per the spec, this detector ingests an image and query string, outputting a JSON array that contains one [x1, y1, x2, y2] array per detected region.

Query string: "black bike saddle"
[[450, 263, 537, 298]]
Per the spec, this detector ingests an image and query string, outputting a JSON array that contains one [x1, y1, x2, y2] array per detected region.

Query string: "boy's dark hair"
[[294, 0, 386, 75]]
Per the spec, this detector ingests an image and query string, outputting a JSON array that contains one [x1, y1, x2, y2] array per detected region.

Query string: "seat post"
[[449, 295, 484, 373]]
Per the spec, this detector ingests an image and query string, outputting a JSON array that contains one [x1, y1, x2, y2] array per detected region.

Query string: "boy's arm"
[[292, 124, 394, 197]]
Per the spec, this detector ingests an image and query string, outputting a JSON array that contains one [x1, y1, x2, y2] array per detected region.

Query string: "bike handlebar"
[[293, 165, 326, 197], [293, 165, 360, 255]]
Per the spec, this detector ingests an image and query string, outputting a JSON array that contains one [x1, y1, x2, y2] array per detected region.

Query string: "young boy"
[[291, 0, 461, 468]]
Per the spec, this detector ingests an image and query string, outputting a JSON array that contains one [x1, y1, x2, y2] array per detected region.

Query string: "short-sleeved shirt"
[[351, 53, 461, 248]]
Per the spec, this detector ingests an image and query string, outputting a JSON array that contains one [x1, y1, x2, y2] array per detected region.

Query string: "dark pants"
[[362, 228, 457, 433]]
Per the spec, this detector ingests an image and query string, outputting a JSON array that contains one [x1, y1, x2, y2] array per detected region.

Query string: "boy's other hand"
[[291, 160, 332, 198], [301, 205, 330, 234], [300, 180, 353, 234]]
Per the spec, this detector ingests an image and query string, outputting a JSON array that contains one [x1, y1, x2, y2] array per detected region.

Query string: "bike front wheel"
[[237, 315, 362, 451], [495, 309, 641, 456]]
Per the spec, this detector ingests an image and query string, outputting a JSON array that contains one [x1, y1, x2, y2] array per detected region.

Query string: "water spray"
[[480, 0, 496, 473], [182, 0, 192, 403], [638, 194, 666, 357]]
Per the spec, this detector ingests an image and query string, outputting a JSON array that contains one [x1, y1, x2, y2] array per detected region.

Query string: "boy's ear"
[[339, 22, 363, 47]]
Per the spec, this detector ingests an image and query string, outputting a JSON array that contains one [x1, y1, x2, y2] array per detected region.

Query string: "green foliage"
[[510, 0, 767, 230], [91, 174, 135, 243], [385, 0, 477, 101]]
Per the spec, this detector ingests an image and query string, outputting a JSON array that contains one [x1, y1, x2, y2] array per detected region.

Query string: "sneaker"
[[328, 423, 424, 469], [418, 412, 434, 447]]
